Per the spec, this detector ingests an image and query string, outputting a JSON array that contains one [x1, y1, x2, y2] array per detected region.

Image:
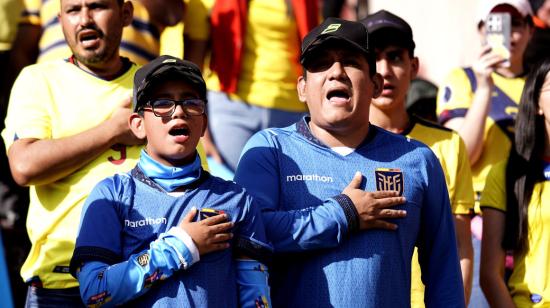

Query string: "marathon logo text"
[[286, 174, 333, 183], [125, 217, 167, 228]]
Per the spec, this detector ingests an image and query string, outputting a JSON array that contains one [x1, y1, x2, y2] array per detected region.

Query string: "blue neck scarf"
[[138, 149, 202, 192]]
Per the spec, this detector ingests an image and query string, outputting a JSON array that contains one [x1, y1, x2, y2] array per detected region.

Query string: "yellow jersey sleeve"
[[407, 121, 475, 215], [450, 133, 475, 214], [480, 161, 507, 212], [2, 65, 53, 150]]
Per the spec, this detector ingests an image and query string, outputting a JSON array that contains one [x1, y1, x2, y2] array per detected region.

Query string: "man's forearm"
[[262, 197, 352, 252], [8, 119, 121, 186]]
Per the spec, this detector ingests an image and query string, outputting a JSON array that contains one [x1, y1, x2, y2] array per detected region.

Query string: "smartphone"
[[195, 208, 226, 221], [485, 12, 511, 67]]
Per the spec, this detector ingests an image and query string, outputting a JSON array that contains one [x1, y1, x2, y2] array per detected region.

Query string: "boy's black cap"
[[300, 17, 372, 65], [361, 10, 415, 52], [133, 55, 206, 112]]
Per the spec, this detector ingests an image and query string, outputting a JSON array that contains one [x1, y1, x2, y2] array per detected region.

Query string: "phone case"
[[486, 13, 511, 67]]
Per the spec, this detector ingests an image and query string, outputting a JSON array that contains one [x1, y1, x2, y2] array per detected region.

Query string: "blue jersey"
[[234, 118, 464, 307], [72, 166, 271, 307]]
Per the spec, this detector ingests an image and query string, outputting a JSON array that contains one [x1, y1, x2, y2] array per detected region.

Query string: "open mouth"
[[326, 89, 350, 102], [78, 30, 101, 46], [169, 126, 190, 137]]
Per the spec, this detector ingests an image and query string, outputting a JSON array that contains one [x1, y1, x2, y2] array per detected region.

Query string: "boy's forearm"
[[76, 228, 198, 306]]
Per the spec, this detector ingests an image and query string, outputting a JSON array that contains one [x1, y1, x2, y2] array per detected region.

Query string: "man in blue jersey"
[[70, 55, 272, 307], [235, 17, 465, 307]]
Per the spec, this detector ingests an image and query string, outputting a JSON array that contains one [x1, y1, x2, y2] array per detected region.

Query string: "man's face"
[[59, 0, 132, 66], [371, 45, 418, 111], [298, 44, 382, 133], [132, 79, 206, 167]]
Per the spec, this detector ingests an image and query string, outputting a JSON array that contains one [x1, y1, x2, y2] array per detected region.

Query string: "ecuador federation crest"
[[375, 168, 404, 196]]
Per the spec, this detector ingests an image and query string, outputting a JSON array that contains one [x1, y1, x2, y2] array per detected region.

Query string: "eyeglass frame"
[[139, 98, 207, 118]]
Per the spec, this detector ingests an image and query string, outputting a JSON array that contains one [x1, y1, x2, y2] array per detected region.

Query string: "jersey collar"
[[296, 116, 378, 149]]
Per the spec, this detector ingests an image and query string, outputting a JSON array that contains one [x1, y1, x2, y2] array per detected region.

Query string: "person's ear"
[[201, 114, 207, 137], [410, 57, 419, 80], [121, 0, 134, 27], [372, 73, 383, 98], [297, 76, 307, 103], [129, 113, 146, 139]]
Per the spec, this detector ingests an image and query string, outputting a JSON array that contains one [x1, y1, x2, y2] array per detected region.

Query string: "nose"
[[376, 59, 391, 78], [79, 8, 93, 26], [171, 103, 188, 119], [327, 61, 347, 80]]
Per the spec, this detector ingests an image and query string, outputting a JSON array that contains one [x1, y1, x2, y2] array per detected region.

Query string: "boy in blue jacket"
[[70, 55, 272, 307]]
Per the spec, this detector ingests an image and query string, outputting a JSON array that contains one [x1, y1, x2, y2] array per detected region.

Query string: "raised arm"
[[440, 46, 505, 165]]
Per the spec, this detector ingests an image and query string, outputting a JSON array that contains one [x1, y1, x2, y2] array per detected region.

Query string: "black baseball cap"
[[300, 17, 374, 69], [133, 55, 207, 112], [361, 10, 415, 53]]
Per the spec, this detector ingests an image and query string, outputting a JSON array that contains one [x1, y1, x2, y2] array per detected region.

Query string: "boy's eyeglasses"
[[142, 98, 206, 118]]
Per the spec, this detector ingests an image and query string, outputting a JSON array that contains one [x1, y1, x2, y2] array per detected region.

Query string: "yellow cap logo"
[[321, 23, 341, 34]]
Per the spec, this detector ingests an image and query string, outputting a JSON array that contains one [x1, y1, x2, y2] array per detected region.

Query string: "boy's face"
[[130, 78, 206, 167], [371, 45, 418, 112]]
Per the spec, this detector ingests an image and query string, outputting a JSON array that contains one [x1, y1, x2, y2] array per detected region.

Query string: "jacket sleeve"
[[75, 227, 199, 307], [234, 131, 359, 252]]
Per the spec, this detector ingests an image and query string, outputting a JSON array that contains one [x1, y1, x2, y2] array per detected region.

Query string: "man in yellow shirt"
[[2, 0, 143, 305], [362, 10, 475, 306]]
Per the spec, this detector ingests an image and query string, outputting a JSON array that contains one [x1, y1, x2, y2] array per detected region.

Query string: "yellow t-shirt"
[[481, 161, 550, 307], [20, 0, 159, 65], [2, 60, 141, 288], [406, 117, 475, 307], [437, 67, 524, 209], [186, 0, 306, 112]]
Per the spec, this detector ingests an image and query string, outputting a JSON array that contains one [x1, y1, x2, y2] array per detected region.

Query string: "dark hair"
[[502, 57, 550, 254]]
